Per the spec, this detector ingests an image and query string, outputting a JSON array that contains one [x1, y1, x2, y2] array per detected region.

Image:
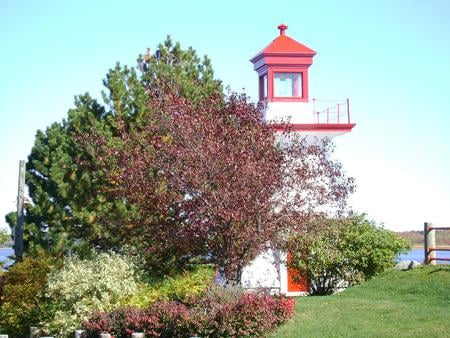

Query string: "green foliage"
[[41, 251, 139, 336], [5, 36, 222, 259], [0, 228, 10, 246], [125, 284, 162, 309], [161, 265, 214, 303], [126, 265, 214, 308], [140, 36, 222, 104], [17, 94, 120, 256], [287, 214, 410, 295], [0, 250, 213, 336], [0, 253, 59, 338]]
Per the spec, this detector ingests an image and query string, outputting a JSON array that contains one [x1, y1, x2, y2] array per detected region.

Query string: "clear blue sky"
[[1, 0, 450, 231]]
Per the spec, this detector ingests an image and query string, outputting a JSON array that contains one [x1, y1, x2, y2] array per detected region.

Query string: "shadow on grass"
[[429, 266, 450, 274]]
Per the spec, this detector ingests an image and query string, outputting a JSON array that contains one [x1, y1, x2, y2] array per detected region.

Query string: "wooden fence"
[[424, 222, 450, 265]]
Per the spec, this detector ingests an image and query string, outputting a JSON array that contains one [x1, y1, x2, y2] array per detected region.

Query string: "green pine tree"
[[5, 36, 222, 257]]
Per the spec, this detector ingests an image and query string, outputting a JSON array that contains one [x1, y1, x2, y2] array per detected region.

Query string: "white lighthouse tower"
[[240, 24, 356, 295]]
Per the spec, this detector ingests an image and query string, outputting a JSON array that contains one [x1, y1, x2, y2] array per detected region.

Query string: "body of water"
[[0, 247, 14, 267], [397, 248, 450, 264]]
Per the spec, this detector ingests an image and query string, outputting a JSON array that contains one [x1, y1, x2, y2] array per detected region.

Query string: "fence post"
[[0, 334, 9, 338], [429, 225, 436, 266], [75, 330, 85, 338], [424, 222, 436, 265], [29, 327, 39, 338], [424, 222, 428, 264]]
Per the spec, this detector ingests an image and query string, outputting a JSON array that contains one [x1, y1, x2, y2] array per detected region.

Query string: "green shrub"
[[0, 229, 10, 246], [41, 251, 139, 336], [162, 265, 214, 303], [287, 214, 410, 295], [126, 283, 164, 309], [1, 250, 213, 336], [0, 253, 59, 337], [126, 265, 214, 308]]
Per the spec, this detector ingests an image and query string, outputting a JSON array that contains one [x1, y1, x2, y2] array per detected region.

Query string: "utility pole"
[[15, 160, 25, 262]]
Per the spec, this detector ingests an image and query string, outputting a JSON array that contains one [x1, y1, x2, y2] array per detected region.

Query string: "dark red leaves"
[[83, 85, 354, 278]]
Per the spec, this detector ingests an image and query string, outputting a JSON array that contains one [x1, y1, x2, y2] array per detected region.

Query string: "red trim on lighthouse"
[[272, 123, 356, 133], [268, 67, 310, 102]]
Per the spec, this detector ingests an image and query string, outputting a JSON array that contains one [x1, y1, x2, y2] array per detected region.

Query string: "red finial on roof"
[[278, 24, 288, 35]]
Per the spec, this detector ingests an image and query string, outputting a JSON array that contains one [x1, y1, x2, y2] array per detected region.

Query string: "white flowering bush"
[[41, 251, 139, 336]]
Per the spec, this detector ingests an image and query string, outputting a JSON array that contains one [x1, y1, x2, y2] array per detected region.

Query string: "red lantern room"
[[250, 24, 355, 137]]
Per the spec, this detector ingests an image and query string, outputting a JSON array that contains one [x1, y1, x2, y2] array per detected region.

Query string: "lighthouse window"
[[259, 74, 268, 100], [274, 72, 302, 97]]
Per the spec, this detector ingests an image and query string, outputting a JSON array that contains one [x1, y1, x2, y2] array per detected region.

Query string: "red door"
[[287, 253, 308, 292]]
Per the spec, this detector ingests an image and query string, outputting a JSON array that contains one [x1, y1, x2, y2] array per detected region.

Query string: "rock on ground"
[[395, 260, 421, 270]]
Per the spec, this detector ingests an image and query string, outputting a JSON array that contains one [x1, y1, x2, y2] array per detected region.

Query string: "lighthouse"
[[239, 24, 355, 296], [250, 24, 355, 138]]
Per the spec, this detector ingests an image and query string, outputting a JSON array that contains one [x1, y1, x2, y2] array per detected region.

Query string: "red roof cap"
[[251, 24, 316, 63], [278, 23, 288, 35]]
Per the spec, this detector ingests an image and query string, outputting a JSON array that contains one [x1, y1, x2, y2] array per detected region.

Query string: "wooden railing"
[[424, 222, 450, 265]]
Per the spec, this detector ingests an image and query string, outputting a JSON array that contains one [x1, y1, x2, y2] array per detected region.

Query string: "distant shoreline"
[[412, 245, 450, 249]]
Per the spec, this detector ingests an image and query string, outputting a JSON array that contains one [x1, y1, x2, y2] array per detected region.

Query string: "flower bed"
[[83, 289, 295, 338]]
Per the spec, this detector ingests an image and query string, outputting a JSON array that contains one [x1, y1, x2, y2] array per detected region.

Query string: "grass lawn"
[[271, 266, 450, 338]]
